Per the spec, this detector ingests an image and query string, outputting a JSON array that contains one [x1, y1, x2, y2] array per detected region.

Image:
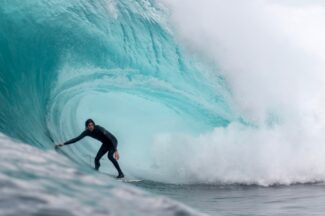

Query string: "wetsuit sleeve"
[[63, 130, 88, 145]]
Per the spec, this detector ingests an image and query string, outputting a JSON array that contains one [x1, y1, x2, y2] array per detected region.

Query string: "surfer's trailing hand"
[[55, 143, 64, 149], [114, 150, 120, 160]]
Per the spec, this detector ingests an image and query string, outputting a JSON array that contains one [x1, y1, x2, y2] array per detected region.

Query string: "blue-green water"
[[0, 0, 236, 181], [1, 0, 325, 215]]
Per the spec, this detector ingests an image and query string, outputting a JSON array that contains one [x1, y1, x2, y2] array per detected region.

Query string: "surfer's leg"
[[94, 144, 108, 170], [107, 150, 124, 176]]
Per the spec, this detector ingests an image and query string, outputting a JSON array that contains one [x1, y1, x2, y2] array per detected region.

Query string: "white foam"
[[146, 0, 325, 185], [0, 133, 204, 215]]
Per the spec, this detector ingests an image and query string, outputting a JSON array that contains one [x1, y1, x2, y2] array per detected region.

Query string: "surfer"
[[55, 119, 124, 178]]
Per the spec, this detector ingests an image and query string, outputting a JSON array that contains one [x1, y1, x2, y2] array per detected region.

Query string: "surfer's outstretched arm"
[[55, 131, 88, 148]]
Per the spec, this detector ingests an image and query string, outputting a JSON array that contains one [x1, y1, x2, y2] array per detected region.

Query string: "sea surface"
[[134, 181, 325, 216], [1, 0, 325, 215]]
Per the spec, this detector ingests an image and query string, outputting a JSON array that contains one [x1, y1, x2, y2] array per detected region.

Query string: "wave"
[[0, 0, 232, 185], [1, 0, 325, 187]]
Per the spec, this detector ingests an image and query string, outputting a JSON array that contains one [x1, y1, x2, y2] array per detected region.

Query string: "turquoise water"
[[0, 0, 238, 183], [0, 0, 233, 215], [0, 0, 233, 145], [1, 0, 325, 215]]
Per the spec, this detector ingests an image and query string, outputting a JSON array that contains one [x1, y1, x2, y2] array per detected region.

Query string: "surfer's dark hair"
[[85, 119, 95, 128]]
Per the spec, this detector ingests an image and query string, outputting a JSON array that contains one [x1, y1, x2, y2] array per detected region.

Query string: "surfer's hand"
[[114, 150, 120, 160], [55, 144, 64, 149]]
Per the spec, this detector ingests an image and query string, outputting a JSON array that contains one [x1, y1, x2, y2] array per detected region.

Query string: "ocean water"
[[1, 0, 325, 215], [134, 181, 325, 216]]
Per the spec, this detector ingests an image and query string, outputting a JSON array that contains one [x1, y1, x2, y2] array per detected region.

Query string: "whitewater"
[[1, 0, 325, 215]]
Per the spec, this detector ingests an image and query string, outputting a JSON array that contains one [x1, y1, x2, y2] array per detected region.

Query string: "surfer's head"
[[85, 119, 95, 131]]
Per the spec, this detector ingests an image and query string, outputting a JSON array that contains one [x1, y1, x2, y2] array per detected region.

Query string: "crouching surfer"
[[55, 119, 124, 178]]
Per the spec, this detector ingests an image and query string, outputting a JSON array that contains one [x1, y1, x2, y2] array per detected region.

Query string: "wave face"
[[0, 0, 233, 186], [0, 2, 223, 213], [2, 0, 325, 190]]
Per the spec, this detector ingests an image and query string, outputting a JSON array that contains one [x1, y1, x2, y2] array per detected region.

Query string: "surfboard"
[[99, 171, 143, 183]]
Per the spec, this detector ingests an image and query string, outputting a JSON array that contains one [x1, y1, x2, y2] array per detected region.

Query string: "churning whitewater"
[[1, 0, 325, 215]]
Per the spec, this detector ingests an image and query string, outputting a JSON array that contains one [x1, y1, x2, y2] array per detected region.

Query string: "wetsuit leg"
[[107, 149, 123, 175], [94, 144, 108, 170]]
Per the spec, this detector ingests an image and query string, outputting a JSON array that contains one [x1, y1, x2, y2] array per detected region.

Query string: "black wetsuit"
[[64, 125, 123, 175]]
